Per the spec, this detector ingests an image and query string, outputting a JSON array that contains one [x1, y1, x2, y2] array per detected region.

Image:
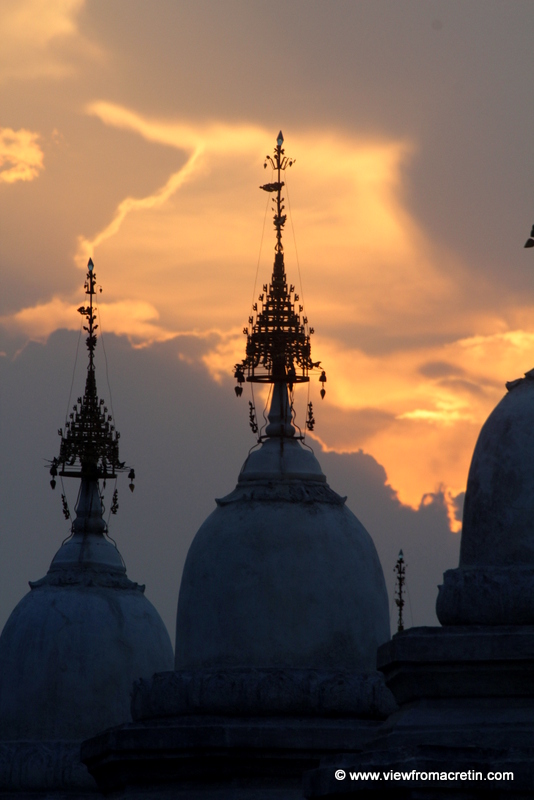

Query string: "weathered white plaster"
[[0, 575, 173, 741], [176, 386, 389, 674]]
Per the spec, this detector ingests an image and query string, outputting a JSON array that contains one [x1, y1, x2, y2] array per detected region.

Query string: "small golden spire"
[[48, 260, 134, 519]]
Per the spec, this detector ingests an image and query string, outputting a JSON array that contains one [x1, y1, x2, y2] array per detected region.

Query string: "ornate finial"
[[234, 133, 326, 417], [394, 550, 406, 633], [260, 129, 294, 256], [48, 260, 133, 514]]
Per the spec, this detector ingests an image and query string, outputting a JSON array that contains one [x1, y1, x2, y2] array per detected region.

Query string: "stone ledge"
[[0, 740, 96, 792], [437, 567, 534, 625], [377, 626, 534, 703], [30, 567, 144, 592], [131, 669, 397, 721], [82, 716, 385, 797]]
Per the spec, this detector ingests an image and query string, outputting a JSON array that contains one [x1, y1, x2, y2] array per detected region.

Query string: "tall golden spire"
[[234, 132, 326, 434]]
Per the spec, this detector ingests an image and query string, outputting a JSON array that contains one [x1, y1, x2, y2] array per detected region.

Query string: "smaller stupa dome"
[[0, 259, 173, 751], [437, 369, 534, 624], [0, 520, 173, 741]]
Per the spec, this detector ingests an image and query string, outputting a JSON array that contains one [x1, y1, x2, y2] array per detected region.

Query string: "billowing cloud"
[[0, 127, 43, 183], [0, 0, 90, 81], [80, 103, 454, 335], [3, 1, 534, 640], [305, 328, 534, 523], [8, 100, 527, 520], [1, 297, 178, 345]]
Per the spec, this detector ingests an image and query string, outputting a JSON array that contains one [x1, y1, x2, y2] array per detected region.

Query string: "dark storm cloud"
[[437, 377, 488, 397], [1, 0, 531, 637], [419, 361, 503, 395], [310, 405, 396, 446], [419, 360, 465, 379], [319, 449, 460, 629], [0, 330, 459, 638]]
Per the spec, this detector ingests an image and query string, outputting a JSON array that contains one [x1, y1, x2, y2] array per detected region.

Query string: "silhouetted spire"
[[234, 133, 327, 436], [49, 259, 134, 525]]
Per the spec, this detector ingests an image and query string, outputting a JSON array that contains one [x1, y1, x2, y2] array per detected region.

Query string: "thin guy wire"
[[96, 305, 116, 423], [64, 322, 83, 425], [284, 172, 305, 308], [250, 167, 273, 313]]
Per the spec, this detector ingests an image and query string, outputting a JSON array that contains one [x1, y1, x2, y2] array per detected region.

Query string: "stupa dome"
[[437, 369, 534, 624], [0, 512, 174, 741], [79, 134, 395, 800], [0, 259, 173, 778], [175, 419, 389, 673]]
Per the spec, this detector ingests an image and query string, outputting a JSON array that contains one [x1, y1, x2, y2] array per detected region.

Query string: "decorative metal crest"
[[234, 132, 327, 403], [49, 259, 135, 500]]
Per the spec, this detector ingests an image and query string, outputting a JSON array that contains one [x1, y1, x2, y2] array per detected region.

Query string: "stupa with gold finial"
[[175, 131, 390, 674], [81, 134, 395, 800], [0, 259, 173, 794]]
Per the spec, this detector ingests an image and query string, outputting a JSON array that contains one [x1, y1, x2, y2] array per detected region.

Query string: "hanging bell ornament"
[[319, 370, 327, 400]]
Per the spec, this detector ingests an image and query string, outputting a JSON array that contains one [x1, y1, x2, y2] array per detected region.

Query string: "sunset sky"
[[1, 1, 534, 637]]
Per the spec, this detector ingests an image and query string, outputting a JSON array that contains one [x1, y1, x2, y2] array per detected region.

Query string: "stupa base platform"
[[82, 668, 396, 799], [303, 626, 534, 799]]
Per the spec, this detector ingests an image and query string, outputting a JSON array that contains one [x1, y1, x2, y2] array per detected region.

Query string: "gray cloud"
[[3, 0, 528, 639], [1, 330, 460, 639], [419, 360, 465, 379], [74, 1, 534, 304]]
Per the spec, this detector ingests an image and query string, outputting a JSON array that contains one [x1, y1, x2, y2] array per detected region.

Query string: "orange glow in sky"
[[3, 1, 534, 538], [3, 109, 531, 519]]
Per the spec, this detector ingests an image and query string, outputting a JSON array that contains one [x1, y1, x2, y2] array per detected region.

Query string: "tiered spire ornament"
[[49, 259, 134, 521], [234, 132, 327, 432]]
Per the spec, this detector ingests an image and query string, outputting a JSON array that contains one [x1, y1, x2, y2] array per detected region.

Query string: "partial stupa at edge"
[[0, 260, 173, 795], [305, 311, 534, 796], [437, 367, 534, 625]]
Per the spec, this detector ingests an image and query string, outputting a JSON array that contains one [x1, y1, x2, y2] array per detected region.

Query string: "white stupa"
[[0, 260, 174, 794], [175, 380, 389, 674], [81, 133, 394, 800], [176, 132, 389, 675]]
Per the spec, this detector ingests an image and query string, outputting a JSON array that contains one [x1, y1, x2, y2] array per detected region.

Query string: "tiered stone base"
[[82, 668, 396, 799], [0, 740, 98, 797], [304, 626, 534, 799]]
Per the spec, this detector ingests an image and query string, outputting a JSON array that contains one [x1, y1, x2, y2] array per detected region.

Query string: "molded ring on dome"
[[131, 668, 397, 721]]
